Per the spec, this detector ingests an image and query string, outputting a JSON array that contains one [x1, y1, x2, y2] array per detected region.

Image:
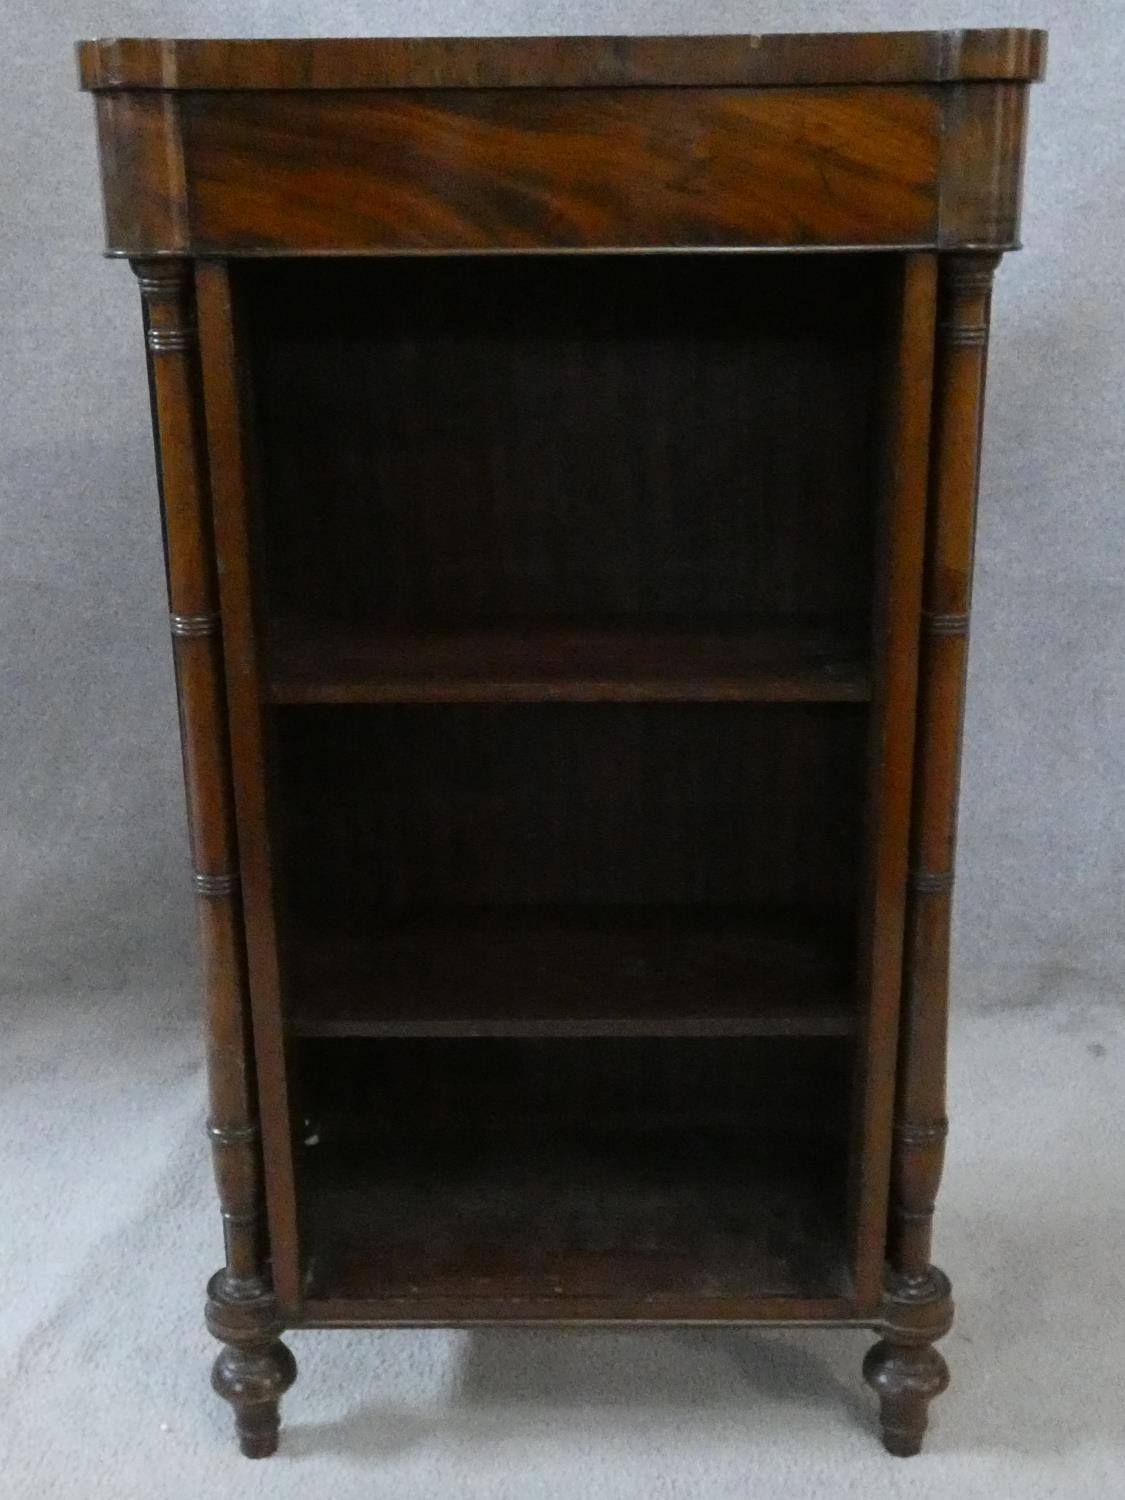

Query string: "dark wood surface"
[[302, 1128, 850, 1312], [284, 908, 856, 1039], [81, 32, 1043, 256], [244, 254, 885, 632], [296, 1034, 854, 1135], [196, 262, 301, 1317], [179, 87, 939, 253], [78, 30, 1046, 91], [862, 252, 996, 1455], [849, 253, 936, 1306], [133, 259, 296, 1458], [272, 703, 868, 912], [82, 27, 1044, 1458], [266, 624, 871, 705], [296, 1033, 852, 1318]]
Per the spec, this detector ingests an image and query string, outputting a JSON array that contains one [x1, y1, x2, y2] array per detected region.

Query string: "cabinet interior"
[[235, 250, 899, 1311]]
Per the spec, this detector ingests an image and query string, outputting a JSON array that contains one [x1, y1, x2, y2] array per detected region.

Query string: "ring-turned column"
[[131, 258, 296, 1459], [865, 251, 1001, 1456]]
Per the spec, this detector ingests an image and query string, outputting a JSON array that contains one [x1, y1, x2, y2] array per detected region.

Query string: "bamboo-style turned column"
[[132, 259, 295, 1459], [865, 251, 1001, 1457]]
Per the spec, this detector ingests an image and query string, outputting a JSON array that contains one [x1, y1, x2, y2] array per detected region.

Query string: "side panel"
[[939, 83, 1030, 247], [94, 93, 188, 253], [195, 261, 301, 1315], [851, 254, 937, 1306]]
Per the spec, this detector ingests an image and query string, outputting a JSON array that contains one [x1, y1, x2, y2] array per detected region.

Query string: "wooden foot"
[[206, 1272, 296, 1457], [863, 1338, 949, 1456], [865, 1266, 953, 1456], [212, 1339, 297, 1457]]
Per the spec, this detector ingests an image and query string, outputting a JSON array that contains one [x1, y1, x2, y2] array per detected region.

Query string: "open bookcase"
[[80, 28, 1044, 1458], [246, 252, 885, 1316]]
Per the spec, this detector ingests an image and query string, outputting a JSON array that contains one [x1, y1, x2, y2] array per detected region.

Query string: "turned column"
[[132, 258, 296, 1458], [865, 251, 1001, 1456]]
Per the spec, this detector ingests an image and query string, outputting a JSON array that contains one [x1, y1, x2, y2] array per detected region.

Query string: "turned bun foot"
[[206, 1271, 296, 1457], [863, 1338, 949, 1456], [864, 1265, 953, 1455], [212, 1337, 298, 1457]]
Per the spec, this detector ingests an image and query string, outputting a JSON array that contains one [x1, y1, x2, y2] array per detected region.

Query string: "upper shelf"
[[77, 31, 1046, 91], [265, 623, 871, 706]]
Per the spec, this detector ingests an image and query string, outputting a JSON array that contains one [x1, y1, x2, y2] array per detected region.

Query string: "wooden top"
[[77, 30, 1046, 92]]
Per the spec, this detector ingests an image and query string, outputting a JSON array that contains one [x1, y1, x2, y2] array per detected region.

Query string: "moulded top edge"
[[76, 29, 1047, 93]]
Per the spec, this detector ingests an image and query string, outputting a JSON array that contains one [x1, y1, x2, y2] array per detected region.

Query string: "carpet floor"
[[1, 979, 1122, 1498]]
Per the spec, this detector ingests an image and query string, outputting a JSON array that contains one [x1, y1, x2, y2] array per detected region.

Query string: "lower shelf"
[[300, 1125, 852, 1317]]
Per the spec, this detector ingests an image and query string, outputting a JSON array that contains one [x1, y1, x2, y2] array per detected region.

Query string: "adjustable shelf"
[[284, 907, 857, 1039], [265, 623, 871, 705]]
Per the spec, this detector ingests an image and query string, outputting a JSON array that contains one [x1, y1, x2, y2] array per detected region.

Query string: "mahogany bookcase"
[[79, 29, 1045, 1458]]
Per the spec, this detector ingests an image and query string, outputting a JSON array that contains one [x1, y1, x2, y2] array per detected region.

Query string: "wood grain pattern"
[[82, 32, 1044, 257], [77, 30, 1047, 92], [182, 87, 939, 253]]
